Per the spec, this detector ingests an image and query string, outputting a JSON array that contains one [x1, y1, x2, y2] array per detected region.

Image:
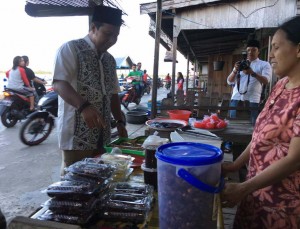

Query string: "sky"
[[0, 0, 188, 76]]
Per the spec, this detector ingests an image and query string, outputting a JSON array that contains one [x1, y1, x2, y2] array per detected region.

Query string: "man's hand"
[[80, 106, 106, 129], [233, 61, 241, 73], [243, 67, 255, 76], [116, 123, 128, 138]]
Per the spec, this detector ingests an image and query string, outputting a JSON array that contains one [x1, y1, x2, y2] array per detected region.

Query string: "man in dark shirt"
[[22, 55, 47, 99]]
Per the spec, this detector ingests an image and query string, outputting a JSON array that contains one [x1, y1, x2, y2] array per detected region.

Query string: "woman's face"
[[19, 58, 25, 67], [270, 29, 300, 78]]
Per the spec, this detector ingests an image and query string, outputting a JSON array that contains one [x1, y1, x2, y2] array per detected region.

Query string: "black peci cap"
[[246, 39, 260, 49], [92, 5, 123, 26]]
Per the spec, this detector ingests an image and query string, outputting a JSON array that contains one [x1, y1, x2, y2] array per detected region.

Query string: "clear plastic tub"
[[156, 142, 223, 229]]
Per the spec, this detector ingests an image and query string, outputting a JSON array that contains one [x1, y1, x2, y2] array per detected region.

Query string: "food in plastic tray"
[[100, 193, 153, 223], [62, 172, 111, 186], [46, 180, 104, 200], [107, 136, 147, 151], [65, 160, 116, 180], [101, 209, 147, 223], [111, 168, 134, 182], [42, 197, 99, 215], [100, 153, 134, 170], [37, 209, 93, 225], [103, 193, 152, 211], [111, 182, 154, 196]]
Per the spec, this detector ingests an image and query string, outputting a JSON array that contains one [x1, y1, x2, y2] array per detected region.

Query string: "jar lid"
[[156, 142, 223, 166]]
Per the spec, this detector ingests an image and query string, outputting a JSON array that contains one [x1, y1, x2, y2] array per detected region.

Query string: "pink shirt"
[[234, 77, 300, 228]]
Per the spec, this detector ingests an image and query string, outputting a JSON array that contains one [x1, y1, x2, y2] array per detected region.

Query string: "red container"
[[167, 110, 192, 121]]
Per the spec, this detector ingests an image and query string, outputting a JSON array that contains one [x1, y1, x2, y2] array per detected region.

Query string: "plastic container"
[[141, 163, 157, 190], [156, 142, 223, 229], [147, 100, 161, 113], [144, 145, 158, 168], [167, 110, 192, 121]]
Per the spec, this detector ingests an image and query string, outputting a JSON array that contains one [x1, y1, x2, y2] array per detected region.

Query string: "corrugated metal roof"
[[25, 0, 123, 17]]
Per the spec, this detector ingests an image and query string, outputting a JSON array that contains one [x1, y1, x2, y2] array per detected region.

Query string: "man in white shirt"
[[52, 5, 128, 174], [227, 39, 272, 125]]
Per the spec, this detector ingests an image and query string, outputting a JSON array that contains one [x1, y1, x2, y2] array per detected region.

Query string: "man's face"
[[246, 46, 259, 61], [137, 63, 142, 70], [90, 23, 120, 53], [132, 65, 136, 71]]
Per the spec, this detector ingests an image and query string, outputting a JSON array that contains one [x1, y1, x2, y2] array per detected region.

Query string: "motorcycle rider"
[[6, 56, 35, 111], [126, 64, 143, 96], [22, 55, 47, 100], [165, 73, 171, 89]]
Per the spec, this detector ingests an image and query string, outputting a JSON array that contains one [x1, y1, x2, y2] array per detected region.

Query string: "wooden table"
[[213, 119, 253, 144]]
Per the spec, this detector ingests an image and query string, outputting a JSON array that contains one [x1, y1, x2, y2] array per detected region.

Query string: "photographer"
[[227, 39, 272, 125]]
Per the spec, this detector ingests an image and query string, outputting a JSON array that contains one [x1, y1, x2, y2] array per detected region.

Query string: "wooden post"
[[186, 55, 190, 90], [171, 37, 177, 101], [150, 0, 162, 119]]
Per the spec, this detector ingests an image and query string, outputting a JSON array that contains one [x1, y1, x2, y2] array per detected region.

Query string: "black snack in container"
[[37, 209, 93, 225], [62, 172, 111, 186], [46, 180, 104, 200], [65, 160, 116, 180], [42, 197, 99, 215], [111, 182, 154, 196]]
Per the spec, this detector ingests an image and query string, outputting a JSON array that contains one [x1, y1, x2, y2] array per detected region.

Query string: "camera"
[[238, 51, 250, 71]]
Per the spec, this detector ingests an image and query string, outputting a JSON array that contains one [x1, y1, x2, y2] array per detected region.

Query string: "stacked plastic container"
[[38, 156, 154, 226], [99, 182, 154, 223], [39, 159, 116, 225]]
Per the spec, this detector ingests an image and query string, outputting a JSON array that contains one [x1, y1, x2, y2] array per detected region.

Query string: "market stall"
[[8, 119, 238, 228]]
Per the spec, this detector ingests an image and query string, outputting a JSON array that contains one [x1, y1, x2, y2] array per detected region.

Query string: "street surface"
[[0, 86, 168, 223]]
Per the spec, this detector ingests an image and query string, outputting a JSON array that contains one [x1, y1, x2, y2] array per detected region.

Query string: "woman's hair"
[[177, 72, 184, 83], [12, 56, 22, 70], [278, 16, 300, 45]]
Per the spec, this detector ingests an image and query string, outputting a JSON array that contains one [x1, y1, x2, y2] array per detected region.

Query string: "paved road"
[[0, 86, 168, 222]]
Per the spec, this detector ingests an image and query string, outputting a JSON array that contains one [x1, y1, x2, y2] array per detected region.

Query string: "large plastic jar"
[[156, 142, 223, 229]]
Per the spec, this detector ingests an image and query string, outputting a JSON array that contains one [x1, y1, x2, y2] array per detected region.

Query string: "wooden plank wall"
[[207, 54, 242, 99]]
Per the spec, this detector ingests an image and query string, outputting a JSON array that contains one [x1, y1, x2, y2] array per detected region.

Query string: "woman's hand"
[[221, 182, 249, 208], [222, 162, 238, 176]]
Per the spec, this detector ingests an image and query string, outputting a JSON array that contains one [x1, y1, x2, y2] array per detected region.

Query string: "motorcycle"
[[0, 79, 47, 128], [121, 83, 142, 109], [157, 78, 164, 89], [165, 81, 171, 90], [142, 80, 151, 95], [0, 88, 34, 128], [19, 90, 126, 146]]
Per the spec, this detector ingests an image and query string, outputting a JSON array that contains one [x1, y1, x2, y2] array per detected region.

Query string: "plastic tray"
[[105, 136, 147, 155], [105, 137, 146, 167]]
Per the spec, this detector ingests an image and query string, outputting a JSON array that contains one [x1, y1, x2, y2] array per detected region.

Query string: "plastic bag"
[[141, 135, 169, 149]]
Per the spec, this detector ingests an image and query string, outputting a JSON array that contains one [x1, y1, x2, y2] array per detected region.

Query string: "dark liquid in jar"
[[145, 146, 157, 168]]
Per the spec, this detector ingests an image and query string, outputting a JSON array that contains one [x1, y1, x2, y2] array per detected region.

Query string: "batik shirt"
[[234, 77, 300, 228], [53, 35, 120, 150]]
